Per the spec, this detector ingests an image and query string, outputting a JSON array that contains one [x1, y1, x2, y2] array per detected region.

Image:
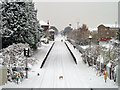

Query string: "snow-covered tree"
[[0, 1, 42, 49], [0, 42, 38, 70], [103, 45, 119, 66], [67, 24, 90, 45]]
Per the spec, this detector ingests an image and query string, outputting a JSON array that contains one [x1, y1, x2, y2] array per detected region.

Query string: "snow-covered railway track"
[[39, 41, 83, 88], [40, 42, 55, 68]]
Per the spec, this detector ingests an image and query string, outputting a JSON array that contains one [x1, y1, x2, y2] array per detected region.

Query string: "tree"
[[0, 1, 42, 49], [91, 31, 99, 44], [67, 24, 90, 45], [63, 24, 73, 35]]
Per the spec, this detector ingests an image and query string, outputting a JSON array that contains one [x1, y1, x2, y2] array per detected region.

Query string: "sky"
[[33, 0, 119, 31]]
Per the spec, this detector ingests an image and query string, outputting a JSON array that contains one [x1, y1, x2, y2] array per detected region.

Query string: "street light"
[[89, 35, 92, 50], [89, 35, 92, 49]]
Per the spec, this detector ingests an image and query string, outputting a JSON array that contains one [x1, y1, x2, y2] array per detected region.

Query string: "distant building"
[[49, 29, 55, 41], [40, 20, 50, 37], [63, 24, 73, 35], [40, 20, 49, 31], [98, 24, 119, 41]]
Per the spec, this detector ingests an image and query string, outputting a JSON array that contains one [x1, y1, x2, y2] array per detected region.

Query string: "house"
[[40, 20, 50, 37], [98, 24, 119, 41], [49, 29, 55, 41]]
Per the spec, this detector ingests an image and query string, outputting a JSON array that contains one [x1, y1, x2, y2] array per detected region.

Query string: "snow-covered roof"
[[99, 24, 120, 28], [49, 29, 54, 32], [40, 20, 49, 26], [97, 55, 104, 63]]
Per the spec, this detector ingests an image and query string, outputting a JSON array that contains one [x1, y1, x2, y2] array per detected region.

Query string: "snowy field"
[[1, 36, 118, 89]]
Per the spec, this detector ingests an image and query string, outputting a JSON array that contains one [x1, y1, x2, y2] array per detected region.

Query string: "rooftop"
[[99, 24, 120, 28], [40, 20, 49, 26]]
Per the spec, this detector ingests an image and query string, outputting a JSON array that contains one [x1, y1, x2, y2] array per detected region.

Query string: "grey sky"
[[34, 2, 118, 31]]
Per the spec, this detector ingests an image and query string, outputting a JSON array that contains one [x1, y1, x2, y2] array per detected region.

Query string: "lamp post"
[[89, 35, 92, 48], [89, 35, 92, 65]]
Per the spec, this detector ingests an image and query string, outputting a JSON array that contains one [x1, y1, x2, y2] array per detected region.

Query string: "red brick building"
[[98, 24, 119, 41]]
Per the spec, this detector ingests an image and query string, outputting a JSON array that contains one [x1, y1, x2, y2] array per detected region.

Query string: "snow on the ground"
[[80, 45, 89, 49], [1, 36, 118, 88], [65, 41, 82, 63], [1, 41, 54, 89], [65, 38, 118, 88]]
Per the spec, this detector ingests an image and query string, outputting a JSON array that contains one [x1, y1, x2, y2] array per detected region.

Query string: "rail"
[[40, 42, 55, 68]]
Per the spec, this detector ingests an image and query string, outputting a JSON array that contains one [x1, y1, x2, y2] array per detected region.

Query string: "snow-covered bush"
[[0, 43, 37, 67], [0, 43, 38, 82], [81, 45, 105, 66], [82, 43, 119, 73]]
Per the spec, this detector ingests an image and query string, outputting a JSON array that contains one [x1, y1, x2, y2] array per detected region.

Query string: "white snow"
[[80, 45, 89, 49], [49, 29, 55, 32], [66, 41, 82, 64], [97, 55, 104, 63], [107, 62, 112, 68], [89, 28, 97, 32], [1, 36, 118, 88], [115, 65, 118, 72], [40, 20, 49, 26], [99, 41, 113, 49]]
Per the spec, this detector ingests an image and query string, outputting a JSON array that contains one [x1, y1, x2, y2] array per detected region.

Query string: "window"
[[112, 32, 114, 37], [112, 32, 114, 35], [106, 32, 109, 34], [105, 28, 108, 30]]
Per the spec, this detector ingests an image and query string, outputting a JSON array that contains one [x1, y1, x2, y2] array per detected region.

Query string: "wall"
[[0, 66, 7, 86]]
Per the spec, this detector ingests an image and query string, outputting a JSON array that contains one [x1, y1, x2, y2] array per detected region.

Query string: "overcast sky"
[[34, 1, 118, 31]]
